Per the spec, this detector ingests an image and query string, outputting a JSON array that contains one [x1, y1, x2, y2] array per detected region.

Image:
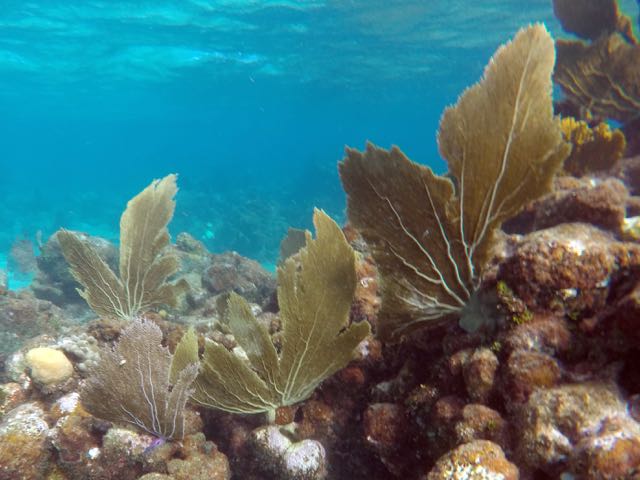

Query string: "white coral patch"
[[442, 463, 506, 480], [565, 238, 585, 256], [54, 392, 80, 414]]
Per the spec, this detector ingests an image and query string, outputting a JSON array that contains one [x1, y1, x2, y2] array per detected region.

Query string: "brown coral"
[[552, 0, 637, 42], [561, 117, 626, 175], [555, 33, 640, 124]]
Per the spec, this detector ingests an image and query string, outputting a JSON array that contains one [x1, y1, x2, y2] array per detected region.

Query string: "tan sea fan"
[[339, 24, 570, 342], [58, 174, 187, 320], [81, 317, 199, 440], [554, 33, 640, 124], [171, 209, 370, 416]]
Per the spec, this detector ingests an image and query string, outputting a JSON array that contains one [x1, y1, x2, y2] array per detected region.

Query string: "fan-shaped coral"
[[58, 174, 188, 320], [339, 25, 569, 342], [172, 209, 370, 416]]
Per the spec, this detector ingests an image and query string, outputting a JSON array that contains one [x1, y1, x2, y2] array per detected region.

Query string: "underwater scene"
[[1, 0, 640, 478]]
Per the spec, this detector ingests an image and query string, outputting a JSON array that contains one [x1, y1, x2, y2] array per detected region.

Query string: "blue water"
[[0, 0, 638, 278]]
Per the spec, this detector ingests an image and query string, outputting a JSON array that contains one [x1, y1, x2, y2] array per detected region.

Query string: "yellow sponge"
[[25, 347, 74, 385]]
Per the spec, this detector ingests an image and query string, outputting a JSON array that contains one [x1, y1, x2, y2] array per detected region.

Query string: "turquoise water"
[[1, 0, 638, 277]]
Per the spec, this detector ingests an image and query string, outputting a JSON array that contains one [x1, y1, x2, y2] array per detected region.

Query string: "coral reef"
[[7, 237, 37, 281], [0, 270, 6, 295], [164, 433, 231, 480], [170, 232, 213, 313], [497, 223, 640, 314], [201, 251, 276, 307], [54, 333, 100, 373], [0, 290, 69, 357], [0, 402, 51, 479], [2, 10, 640, 480], [516, 382, 638, 474]]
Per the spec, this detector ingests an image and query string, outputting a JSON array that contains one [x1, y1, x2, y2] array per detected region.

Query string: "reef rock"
[[243, 425, 327, 480], [30, 230, 118, 314], [614, 155, 640, 195], [505, 177, 629, 236], [591, 266, 640, 349], [171, 232, 213, 313], [502, 314, 572, 356], [0, 382, 27, 417], [498, 223, 640, 315], [48, 392, 101, 478], [425, 440, 518, 480], [0, 290, 68, 356], [570, 416, 640, 479], [503, 350, 562, 404], [0, 402, 51, 480], [363, 402, 408, 475], [516, 381, 640, 476], [166, 432, 230, 480], [462, 348, 499, 404], [0, 270, 7, 295], [202, 251, 276, 307], [423, 395, 467, 462], [453, 404, 511, 453]]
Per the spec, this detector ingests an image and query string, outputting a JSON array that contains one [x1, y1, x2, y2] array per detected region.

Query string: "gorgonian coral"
[[339, 25, 570, 342], [59, 174, 188, 320]]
